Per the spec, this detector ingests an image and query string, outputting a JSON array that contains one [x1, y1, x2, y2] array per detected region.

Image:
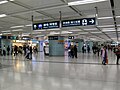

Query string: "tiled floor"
[[0, 51, 120, 90]]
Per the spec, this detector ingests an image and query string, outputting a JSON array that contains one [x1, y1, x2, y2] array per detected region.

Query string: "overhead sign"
[[48, 36, 58, 40], [68, 36, 74, 39], [62, 18, 96, 27], [33, 21, 60, 30]]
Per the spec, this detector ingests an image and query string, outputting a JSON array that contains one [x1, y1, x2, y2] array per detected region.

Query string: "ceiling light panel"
[[10, 25, 24, 28], [1, 30, 11, 32], [68, 0, 107, 6], [0, 14, 7, 18], [0, 0, 8, 5]]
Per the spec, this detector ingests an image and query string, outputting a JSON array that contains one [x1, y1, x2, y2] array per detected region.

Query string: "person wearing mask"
[[74, 45, 78, 58], [7, 46, 10, 55], [102, 46, 108, 65], [115, 44, 120, 65]]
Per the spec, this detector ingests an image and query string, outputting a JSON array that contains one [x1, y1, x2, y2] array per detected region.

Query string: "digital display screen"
[[8, 36, 16, 40], [33, 21, 60, 30], [62, 18, 96, 27]]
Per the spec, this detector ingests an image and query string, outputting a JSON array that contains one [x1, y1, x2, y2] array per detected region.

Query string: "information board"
[[33, 21, 60, 30], [62, 18, 96, 27]]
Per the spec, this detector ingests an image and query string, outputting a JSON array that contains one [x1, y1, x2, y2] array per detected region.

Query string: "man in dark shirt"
[[115, 45, 120, 65]]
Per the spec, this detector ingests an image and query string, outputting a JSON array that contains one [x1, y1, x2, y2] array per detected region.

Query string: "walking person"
[[25, 46, 30, 60], [74, 45, 77, 58], [68, 45, 71, 57], [87, 45, 90, 53], [97, 45, 101, 56], [29, 46, 32, 60], [3, 45, 6, 56], [71, 45, 74, 58], [14, 45, 18, 56], [115, 44, 120, 65], [7, 46, 10, 55], [82, 46, 84, 53], [102, 46, 108, 65]]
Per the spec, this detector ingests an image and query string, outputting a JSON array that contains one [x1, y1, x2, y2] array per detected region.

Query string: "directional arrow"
[[89, 19, 94, 24]]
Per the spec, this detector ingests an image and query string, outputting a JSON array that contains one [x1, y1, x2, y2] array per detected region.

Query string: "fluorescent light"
[[91, 31, 102, 33], [69, 29, 82, 31], [3, 33, 11, 35], [47, 28, 61, 31], [25, 24, 32, 27], [116, 16, 120, 18], [98, 25, 114, 28], [10, 25, 24, 28], [34, 30, 46, 31], [84, 28, 97, 30], [97, 15, 120, 20], [12, 29, 23, 31], [1, 30, 11, 32], [79, 32, 88, 34], [0, 14, 7, 18], [102, 28, 115, 32], [0, 0, 8, 5], [9, 0, 14, 1], [50, 31, 60, 35], [61, 31, 73, 34], [98, 16, 113, 20], [68, 0, 107, 6]]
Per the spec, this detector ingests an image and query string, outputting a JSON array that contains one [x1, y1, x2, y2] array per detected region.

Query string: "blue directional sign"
[[62, 18, 96, 27], [33, 21, 60, 30]]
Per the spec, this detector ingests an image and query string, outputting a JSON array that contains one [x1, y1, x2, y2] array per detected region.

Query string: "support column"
[[49, 36, 64, 56]]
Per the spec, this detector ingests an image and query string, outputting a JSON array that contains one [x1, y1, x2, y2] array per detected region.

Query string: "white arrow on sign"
[[89, 19, 94, 24]]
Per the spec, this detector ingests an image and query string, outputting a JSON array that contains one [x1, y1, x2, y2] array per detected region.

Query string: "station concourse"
[[0, 0, 120, 90]]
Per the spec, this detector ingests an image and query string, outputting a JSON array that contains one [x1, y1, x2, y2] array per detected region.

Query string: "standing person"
[[14, 45, 18, 56], [97, 45, 101, 56], [87, 45, 90, 53], [23, 45, 26, 56], [7, 46, 10, 55], [68, 45, 71, 57], [102, 46, 108, 65], [29, 46, 32, 60], [25, 46, 30, 59], [3, 45, 6, 56], [74, 45, 77, 58], [82, 46, 84, 53], [115, 44, 120, 65], [71, 45, 74, 58]]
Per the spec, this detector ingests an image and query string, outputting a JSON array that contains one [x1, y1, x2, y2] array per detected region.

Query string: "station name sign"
[[33, 18, 96, 30]]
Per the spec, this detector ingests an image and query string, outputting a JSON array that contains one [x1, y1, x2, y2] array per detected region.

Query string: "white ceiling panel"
[[0, 2, 28, 14], [0, 16, 30, 26], [16, 0, 64, 9], [98, 19, 114, 26], [75, 1, 111, 11]]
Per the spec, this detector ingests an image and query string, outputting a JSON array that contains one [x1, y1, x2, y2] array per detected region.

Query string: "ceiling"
[[0, 0, 120, 42]]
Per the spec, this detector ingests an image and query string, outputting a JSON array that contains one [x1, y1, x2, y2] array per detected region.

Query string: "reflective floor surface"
[[0, 51, 120, 90]]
